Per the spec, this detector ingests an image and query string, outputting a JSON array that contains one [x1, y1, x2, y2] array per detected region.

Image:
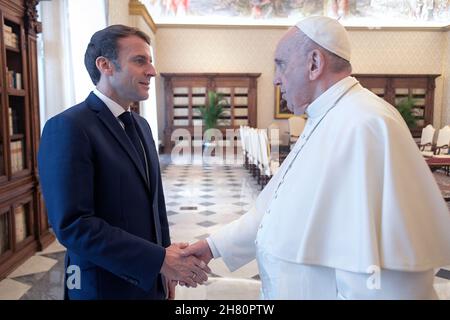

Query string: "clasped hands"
[[160, 240, 213, 298]]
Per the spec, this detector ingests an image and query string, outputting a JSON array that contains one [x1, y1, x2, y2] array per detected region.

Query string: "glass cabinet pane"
[[0, 212, 10, 255], [0, 95, 5, 177], [9, 98, 27, 174]]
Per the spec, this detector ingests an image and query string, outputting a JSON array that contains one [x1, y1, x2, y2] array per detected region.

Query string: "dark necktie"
[[120, 112, 160, 245], [118, 112, 147, 177]]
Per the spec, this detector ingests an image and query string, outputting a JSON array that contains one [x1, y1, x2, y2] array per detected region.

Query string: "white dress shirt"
[[93, 88, 129, 129]]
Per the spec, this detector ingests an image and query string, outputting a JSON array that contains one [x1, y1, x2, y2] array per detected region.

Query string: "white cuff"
[[206, 237, 220, 259]]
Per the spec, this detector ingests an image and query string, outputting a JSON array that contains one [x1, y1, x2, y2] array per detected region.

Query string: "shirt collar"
[[305, 76, 359, 119], [93, 88, 130, 118]]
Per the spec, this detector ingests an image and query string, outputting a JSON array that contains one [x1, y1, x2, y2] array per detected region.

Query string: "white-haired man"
[[182, 16, 450, 299]]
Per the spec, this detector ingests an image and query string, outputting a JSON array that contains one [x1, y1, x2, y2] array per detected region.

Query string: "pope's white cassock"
[[206, 76, 450, 299]]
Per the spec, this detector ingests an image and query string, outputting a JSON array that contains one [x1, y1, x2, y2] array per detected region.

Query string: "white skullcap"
[[295, 16, 351, 62]]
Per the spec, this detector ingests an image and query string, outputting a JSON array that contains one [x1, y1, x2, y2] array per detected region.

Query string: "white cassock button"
[[259, 224, 263, 229], [254, 240, 258, 245]]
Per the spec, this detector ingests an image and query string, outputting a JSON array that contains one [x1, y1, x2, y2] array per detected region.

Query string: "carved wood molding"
[[24, 0, 41, 35], [129, 0, 157, 34]]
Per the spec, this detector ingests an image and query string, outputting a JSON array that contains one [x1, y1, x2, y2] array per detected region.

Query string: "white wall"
[[131, 15, 159, 147], [39, 0, 72, 127], [39, 0, 106, 125], [155, 26, 448, 143], [107, 0, 130, 25]]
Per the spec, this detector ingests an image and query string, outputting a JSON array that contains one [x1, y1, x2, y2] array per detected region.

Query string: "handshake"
[[160, 240, 213, 299]]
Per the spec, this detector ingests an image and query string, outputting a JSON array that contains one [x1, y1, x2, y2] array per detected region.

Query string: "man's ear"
[[308, 49, 325, 81], [95, 56, 114, 76]]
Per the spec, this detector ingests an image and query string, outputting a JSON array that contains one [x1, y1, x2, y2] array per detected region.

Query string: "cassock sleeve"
[[208, 206, 262, 271]]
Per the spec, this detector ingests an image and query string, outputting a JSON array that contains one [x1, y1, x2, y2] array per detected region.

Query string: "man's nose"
[[146, 64, 157, 77]]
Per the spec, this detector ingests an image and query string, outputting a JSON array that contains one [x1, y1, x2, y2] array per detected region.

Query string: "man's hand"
[[180, 239, 213, 265], [178, 240, 214, 287], [166, 278, 177, 300], [161, 243, 211, 287]]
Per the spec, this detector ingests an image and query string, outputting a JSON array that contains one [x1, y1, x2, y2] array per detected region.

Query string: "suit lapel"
[[134, 113, 159, 204], [133, 112, 163, 245], [86, 93, 150, 191]]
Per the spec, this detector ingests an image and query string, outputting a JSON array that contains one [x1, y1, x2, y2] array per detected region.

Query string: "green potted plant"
[[198, 91, 227, 144], [396, 96, 417, 128]]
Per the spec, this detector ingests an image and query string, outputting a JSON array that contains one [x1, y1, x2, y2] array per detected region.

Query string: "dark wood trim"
[[7, 88, 26, 96], [161, 73, 261, 153], [0, 0, 52, 280], [353, 73, 440, 138]]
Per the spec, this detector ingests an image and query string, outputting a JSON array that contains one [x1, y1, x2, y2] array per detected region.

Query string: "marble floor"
[[0, 153, 449, 300]]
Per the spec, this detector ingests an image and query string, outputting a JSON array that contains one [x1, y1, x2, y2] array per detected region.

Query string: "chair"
[[258, 129, 279, 188], [433, 126, 450, 155], [239, 126, 248, 168], [267, 122, 281, 148], [247, 128, 258, 178], [422, 125, 450, 157], [418, 124, 435, 153], [288, 116, 306, 149]]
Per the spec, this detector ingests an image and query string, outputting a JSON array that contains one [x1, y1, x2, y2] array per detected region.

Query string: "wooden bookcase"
[[0, 0, 53, 280], [354, 74, 440, 138], [161, 73, 260, 153]]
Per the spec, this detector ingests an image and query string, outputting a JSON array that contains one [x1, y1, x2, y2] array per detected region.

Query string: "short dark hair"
[[84, 24, 151, 85]]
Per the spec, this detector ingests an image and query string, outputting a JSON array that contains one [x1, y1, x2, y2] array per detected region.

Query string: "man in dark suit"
[[38, 25, 208, 300]]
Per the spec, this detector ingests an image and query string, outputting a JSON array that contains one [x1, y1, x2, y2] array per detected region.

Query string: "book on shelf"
[[8, 108, 13, 136], [14, 205, 27, 243], [0, 145, 4, 175], [10, 140, 24, 173], [8, 107, 21, 135], [15, 73, 22, 90], [6, 69, 23, 90], [3, 25, 19, 49]]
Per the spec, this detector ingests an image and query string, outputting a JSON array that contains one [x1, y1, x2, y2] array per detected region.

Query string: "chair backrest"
[[435, 125, 450, 154], [267, 122, 281, 147], [288, 116, 306, 138], [249, 128, 258, 164], [420, 124, 435, 150], [239, 126, 246, 153], [258, 129, 269, 173]]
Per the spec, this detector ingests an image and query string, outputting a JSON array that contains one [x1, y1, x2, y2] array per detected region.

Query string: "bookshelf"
[[161, 73, 260, 152], [0, 0, 54, 279], [354, 74, 440, 138]]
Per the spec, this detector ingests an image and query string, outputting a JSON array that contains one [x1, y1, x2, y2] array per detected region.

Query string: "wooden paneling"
[[354, 74, 440, 138], [161, 73, 260, 153], [0, 0, 53, 280]]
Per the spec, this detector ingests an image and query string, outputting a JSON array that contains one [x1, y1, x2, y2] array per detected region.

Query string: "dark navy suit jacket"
[[38, 92, 170, 299]]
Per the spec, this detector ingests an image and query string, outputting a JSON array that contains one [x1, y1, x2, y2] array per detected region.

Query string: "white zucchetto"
[[295, 16, 351, 62]]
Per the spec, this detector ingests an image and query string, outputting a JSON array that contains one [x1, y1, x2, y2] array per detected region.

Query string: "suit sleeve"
[[38, 115, 165, 292], [157, 172, 171, 248], [141, 118, 171, 248]]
